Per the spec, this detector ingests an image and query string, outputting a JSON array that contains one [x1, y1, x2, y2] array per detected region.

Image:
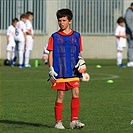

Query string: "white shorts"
[[6, 41, 16, 50], [6, 44, 15, 51], [26, 35, 34, 50], [117, 46, 125, 51], [16, 41, 25, 51]]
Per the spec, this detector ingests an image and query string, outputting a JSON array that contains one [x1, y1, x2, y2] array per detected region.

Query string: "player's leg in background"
[[42, 54, 48, 65], [18, 41, 25, 68], [6, 50, 10, 61], [10, 46, 16, 66], [24, 36, 33, 67], [13, 42, 19, 65], [6, 44, 11, 61], [116, 50, 123, 66], [127, 34, 133, 63], [24, 49, 31, 67]]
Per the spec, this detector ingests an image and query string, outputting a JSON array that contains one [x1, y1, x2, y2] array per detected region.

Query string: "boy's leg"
[[18, 41, 25, 68], [71, 88, 80, 122], [116, 51, 122, 65], [6, 50, 10, 60], [70, 88, 85, 129], [54, 90, 65, 129], [25, 36, 33, 67], [55, 90, 64, 122], [25, 49, 31, 66], [11, 47, 15, 61]]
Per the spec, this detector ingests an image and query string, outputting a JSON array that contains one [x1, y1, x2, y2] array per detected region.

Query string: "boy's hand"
[[49, 67, 58, 83], [75, 56, 86, 73]]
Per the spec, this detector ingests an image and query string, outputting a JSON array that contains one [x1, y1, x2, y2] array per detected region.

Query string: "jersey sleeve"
[[6, 26, 10, 36], [22, 22, 27, 33], [115, 26, 119, 36], [47, 36, 53, 51], [26, 20, 33, 33], [26, 21, 30, 30], [79, 35, 83, 51]]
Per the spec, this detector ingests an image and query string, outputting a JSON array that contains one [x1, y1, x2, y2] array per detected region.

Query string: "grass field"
[[0, 59, 132, 133]]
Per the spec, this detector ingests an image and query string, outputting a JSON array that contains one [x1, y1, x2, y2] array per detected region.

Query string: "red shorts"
[[51, 81, 80, 91]]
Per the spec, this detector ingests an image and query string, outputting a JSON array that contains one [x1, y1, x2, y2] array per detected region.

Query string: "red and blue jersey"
[[47, 30, 82, 79]]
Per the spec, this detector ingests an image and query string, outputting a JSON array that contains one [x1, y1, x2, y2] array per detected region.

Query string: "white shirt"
[[115, 25, 126, 47], [7, 25, 16, 46], [14, 20, 27, 41], [25, 19, 34, 34]]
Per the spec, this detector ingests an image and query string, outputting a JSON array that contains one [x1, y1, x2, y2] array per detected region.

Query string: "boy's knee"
[[72, 88, 79, 98], [57, 91, 64, 102]]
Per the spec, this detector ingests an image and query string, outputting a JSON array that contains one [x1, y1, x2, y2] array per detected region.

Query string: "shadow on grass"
[[0, 120, 53, 128]]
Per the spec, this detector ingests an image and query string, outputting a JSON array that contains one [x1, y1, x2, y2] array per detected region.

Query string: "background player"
[[24, 11, 34, 67], [6, 18, 18, 66], [42, 43, 49, 65], [47, 9, 86, 129], [14, 14, 27, 68], [124, 2, 133, 67], [115, 17, 127, 67]]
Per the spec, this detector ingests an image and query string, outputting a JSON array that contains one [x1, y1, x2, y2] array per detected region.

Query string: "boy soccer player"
[[6, 18, 18, 65], [47, 9, 86, 129], [24, 11, 34, 67], [115, 17, 127, 67], [14, 14, 27, 68]]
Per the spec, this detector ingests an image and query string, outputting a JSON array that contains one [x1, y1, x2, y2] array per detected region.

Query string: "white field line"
[[1, 73, 119, 82], [90, 73, 119, 80]]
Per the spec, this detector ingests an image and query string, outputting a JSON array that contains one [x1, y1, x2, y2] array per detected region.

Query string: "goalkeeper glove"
[[75, 56, 86, 73], [49, 66, 58, 83]]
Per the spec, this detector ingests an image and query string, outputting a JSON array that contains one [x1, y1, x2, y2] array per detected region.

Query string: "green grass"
[[0, 59, 133, 133]]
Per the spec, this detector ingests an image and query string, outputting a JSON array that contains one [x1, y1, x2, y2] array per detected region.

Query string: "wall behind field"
[[0, 34, 128, 59]]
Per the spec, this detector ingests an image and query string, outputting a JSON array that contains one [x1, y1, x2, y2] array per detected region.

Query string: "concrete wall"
[[0, 34, 128, 59]]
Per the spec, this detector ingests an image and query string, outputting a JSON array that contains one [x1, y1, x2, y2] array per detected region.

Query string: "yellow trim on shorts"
[[56, 77, 80, 83]]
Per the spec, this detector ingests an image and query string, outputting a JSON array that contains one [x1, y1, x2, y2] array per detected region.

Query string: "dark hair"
[[20, 14, 27, 19], [26, 11, 34, 17], [130, 2, 133, 6], [117, 17, 125, 24], [56, 8, 73, 21], [12, 18, 19, 23]]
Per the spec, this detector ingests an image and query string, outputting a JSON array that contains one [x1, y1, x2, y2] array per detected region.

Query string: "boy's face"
[[28, 15, 33, 21], [58, 16, 72, 30], [12, 21, 17, 27], [120, 22, 125, 27], [22, 18, 27, 23]]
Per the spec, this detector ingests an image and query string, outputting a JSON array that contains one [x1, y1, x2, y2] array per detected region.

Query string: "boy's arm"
[[79, 52, 82, 57], [115, 35, 127, 38], [6, 27, 10, 44], [48, 50, 53, 67], [6, 35, 10, 44], [47, 39, 58, 82], [23, 32, 27, 44], [27, 29, 34, 39], [75, 36, 86, 73]]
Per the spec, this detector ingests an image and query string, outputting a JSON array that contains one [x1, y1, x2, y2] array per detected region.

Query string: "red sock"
[[71, 97, 80, 122], [54, 102, 63, 122]]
